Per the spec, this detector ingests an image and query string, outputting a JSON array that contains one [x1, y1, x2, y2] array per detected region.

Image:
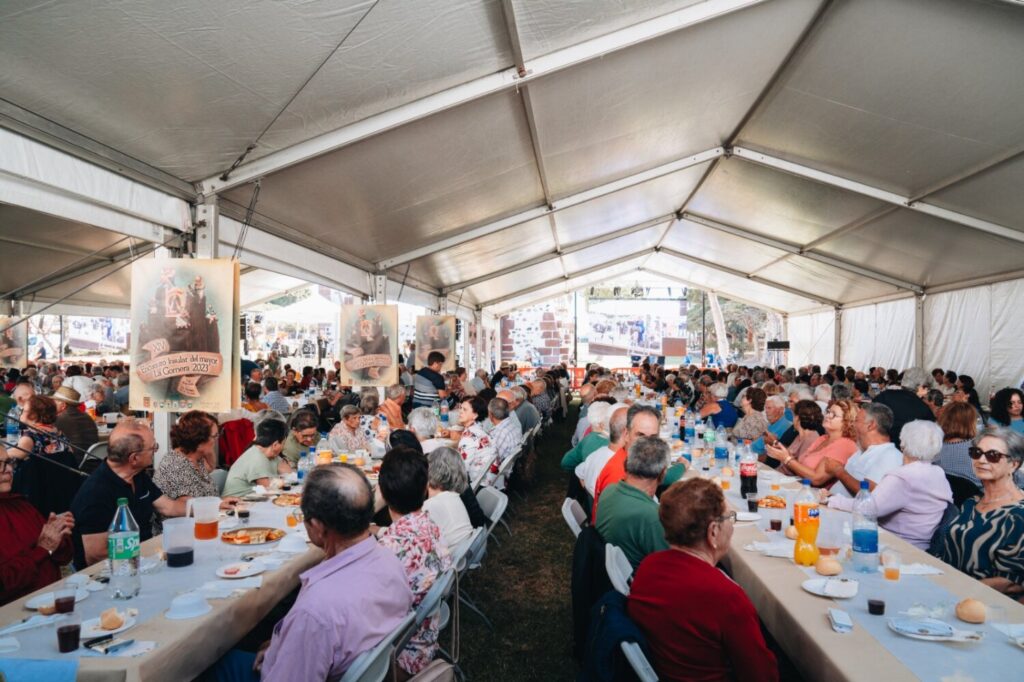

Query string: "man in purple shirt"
[[215, 464, 413, 682]]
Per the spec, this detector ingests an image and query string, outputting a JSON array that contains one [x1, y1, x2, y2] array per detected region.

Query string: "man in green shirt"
[[281, 409, 319, 467], [223, 419, 291, 498], [560, 401, 612, 471], [595, 435, 670, 569]]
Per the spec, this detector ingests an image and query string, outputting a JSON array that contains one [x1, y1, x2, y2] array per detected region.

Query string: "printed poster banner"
[[340, 304, 398, 386], [130, 258, 240, 412], [416, 315, 456, 372], [0, 316, 28, 370]]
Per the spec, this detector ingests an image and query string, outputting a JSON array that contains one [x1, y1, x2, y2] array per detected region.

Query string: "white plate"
[[887, 618, 984, 643], [736, 511, 761, 522], [216, 561, 266, 579], [801, 578, 858, 599], [82, 614, 136, 638], [25, 588, 89, 610]]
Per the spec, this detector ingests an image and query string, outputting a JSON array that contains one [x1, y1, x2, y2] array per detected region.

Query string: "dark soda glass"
[[166, 547, 194, 567]]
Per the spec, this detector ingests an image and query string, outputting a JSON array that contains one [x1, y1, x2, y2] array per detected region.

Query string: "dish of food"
[[221, 527, 286, 545], [82, 609, 137, 637], [273, 493, 302, 507], [758, 495, 787, 509]]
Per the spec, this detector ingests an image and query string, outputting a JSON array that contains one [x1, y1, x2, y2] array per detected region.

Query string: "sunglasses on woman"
[[968, 447, 1008, 463]]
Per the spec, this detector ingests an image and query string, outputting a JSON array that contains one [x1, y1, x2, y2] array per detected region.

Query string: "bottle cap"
[[117, 497, 128, 506], [801, 479, 810, 485], [860, 479, 870, 490]]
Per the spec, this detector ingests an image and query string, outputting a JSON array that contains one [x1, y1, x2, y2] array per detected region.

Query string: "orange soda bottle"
[[792, 479, 820, 566]]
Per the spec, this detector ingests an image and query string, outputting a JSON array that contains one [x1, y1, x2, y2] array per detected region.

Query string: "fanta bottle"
[[792, 479, 820, 566]]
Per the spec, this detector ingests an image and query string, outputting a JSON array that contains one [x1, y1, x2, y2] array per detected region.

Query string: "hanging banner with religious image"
[[340, 304, 398, 386], [0, 316, 28, 370], [129, 258, 240, 412], [416, 315, 456, 372]]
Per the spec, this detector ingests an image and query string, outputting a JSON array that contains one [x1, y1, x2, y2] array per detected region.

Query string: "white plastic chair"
[[561, 497, 586, 538], [339, 611, 415, 682], [475, 486, 509, 541], [470, 452, 497, 492], [606, 544, 633, 596], [621, 641, 659, 682], [491, 447, 521, 495]]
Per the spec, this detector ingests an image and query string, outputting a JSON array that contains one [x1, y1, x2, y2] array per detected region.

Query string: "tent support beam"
[[200, 0, 766, 194], [914, 295, 925, 367], [479, 249, 653, 309], [639, 267, 787, 315], [0, 100, 197, 201], [834, 307, 842, 365], [682, 211, 923, 293], [487, 261, 646, 316], [731, 147, 1024, 244], [439, 215, 673, 294], [377, 147, 722, 269], [657, 246, 840, 308], [7, 242, 154, 300]]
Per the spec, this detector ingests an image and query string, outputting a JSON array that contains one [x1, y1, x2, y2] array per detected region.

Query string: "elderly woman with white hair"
[[560, 400, 613, 472], [406, 406, 448, 454], [828, 420, 952, 549], [423, 446, 475, 547], [698, 383, 738, 429]]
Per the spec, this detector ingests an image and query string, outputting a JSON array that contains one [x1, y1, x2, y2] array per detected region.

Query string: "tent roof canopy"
[[3, 0, 1023, 318]]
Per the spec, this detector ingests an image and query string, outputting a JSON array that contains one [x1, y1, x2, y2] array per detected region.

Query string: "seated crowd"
[[0, 354, 568, 679], [567, 361, 1024, 681]]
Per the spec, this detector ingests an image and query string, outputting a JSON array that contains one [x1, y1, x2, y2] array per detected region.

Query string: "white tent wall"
[[787, 309, 835, 368], [839, 298, 915, 372], [924, 280, 1024, 403]]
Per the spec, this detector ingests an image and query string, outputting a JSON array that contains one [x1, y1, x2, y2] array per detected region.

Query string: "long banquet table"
[[697, 465, 1024, 681], [0, 498, 322, 681]]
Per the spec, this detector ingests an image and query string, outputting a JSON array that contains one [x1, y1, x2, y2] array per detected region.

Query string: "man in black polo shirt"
[[70, 419, 190, 568], [412, 351, 448, 409]]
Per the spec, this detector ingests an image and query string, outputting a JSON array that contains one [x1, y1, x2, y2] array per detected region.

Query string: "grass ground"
[[453, 404, 579, 681]]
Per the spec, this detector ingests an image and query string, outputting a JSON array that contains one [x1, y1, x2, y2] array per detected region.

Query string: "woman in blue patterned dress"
[[940, 426, 1024, 598]]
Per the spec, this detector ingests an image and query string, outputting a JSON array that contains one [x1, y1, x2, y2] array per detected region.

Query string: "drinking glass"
[[882, 549, 901, 581], [56, 614, 81, 653], [54, 582, 77, 614], [745, 493, 759, 514]]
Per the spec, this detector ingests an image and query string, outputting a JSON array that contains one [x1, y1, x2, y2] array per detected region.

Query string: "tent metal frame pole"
[[681, 211, 923, 293], [639, 267, 787, 316], [439, 214, 673, 294], [376, 147, 723, 270], [657, 246, 840, 308], [833, 307, 842, 366], [731, 147, 1024, 244], [480, 250, 652, 309], [914, 295, 925, 367], [200, 0, 766, 194]]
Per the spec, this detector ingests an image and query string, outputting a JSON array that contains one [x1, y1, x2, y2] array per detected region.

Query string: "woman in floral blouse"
[[377, 446, 452, 676], [456, 396, 496, 485], [328, 405, 370, 453]]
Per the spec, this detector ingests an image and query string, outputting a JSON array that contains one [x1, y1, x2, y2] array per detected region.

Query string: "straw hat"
[[52, 386, 82, 405]]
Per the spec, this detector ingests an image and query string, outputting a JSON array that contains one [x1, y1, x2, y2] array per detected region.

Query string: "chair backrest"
[[606, 544, 633, 596], [620, 642, 659, 682], [470, 451, 497, 491], [451, 527, 484, 571], [210, 468, 228, 495], [927, 501, 961, 558], [562, 497, 585, 538], [475, 486, 508, 531], [495, 448, 521, 479], [84, 441, 108, 462], [462, 525, 489, 572], [946, 474, 982, 508], [339, 611, 416, 682], [415, 569, 456, 627]]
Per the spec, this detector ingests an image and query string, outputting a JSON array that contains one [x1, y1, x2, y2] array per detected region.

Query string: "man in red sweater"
[[592, 404, 661, 518], [628, 478, 778, 682]]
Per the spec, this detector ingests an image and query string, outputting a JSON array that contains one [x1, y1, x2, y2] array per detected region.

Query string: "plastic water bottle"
[[108, 498, 141, 599], [683, 411, 696, 443], [703, 422, 716, 455], [714, 426, 729, 464], [432, 400, 441, 418], [5, 406, 18, 444], [852, 480, 879, 573], [439, 402, 449, 424], [315, 435, 330, 463]]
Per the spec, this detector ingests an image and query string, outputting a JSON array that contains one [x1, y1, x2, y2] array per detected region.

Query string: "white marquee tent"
[[2, 0, 1024, 397]]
